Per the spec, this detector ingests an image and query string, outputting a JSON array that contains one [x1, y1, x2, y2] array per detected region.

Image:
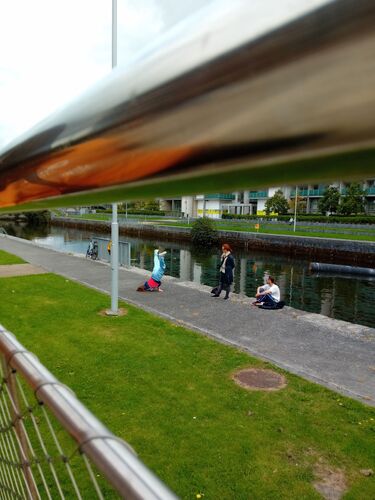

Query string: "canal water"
[[3, 222, 375, 328]]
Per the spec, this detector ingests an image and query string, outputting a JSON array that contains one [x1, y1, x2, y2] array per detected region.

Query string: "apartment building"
[[159, 180, 375, 218]]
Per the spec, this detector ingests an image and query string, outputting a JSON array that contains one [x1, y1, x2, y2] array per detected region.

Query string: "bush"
[[191, 217, 218, 247], [97, 209, 165, 216], [22, 211, 51, 225]]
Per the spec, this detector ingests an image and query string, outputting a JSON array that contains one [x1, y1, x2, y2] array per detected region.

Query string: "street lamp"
[[293, 186, 298, 233]]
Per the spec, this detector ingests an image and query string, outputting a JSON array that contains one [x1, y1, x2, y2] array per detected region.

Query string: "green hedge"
[[97, 209, 166, 216], [221, 214, 375, 224]]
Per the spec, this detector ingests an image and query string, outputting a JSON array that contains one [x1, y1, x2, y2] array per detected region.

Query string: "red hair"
[[222, 243, 232, 252]]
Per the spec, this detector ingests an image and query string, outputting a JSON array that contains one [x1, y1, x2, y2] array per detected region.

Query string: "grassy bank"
[[63, 215, 375, 241], [0, 249, 25, 264], [154, 221, 375, 242], [0, 271, 374, 499]]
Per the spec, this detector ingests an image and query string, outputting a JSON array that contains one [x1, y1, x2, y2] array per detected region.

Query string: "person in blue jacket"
[[137, 248, 167, 292]]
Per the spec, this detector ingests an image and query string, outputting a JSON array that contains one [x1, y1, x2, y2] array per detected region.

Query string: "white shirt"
[[268, 284, 280, 302]]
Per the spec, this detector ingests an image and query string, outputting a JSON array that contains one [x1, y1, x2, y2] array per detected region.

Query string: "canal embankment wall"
[[51, 217, 375, 266]]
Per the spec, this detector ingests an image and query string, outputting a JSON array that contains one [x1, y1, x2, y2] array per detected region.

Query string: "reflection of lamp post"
[[109, 0, 119, 315], [293, 186, 298, 233]]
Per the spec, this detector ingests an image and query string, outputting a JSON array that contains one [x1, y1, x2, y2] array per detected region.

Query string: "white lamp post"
[[109, 0, 119, 315], [293, 186, 298, 233]]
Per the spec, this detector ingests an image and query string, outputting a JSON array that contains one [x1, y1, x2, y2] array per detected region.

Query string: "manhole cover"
[[233, 368, 287, 391]]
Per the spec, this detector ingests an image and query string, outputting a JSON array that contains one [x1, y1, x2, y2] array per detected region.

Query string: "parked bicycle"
[[86, 240, 98, 260]]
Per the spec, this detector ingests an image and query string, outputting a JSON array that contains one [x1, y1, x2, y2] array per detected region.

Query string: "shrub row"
[[222, 213, 375, 224], [97, 209, 166, 216]]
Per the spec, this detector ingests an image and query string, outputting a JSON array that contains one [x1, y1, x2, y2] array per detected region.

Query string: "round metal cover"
[[233, 368, 287, 391]]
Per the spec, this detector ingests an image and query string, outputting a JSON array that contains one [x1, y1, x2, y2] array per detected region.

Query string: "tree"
[[318, 186, 341, 214], [339, 183, 365, 215], [21, 211, 51, 225], [265, 190, 289, 215], [129, 199, 161, 211], [288, 196, 307, 214], [191, 217, 218, 247], [144, 199, 161, 211]]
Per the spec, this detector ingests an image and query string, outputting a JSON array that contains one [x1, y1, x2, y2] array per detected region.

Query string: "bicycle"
[[86, 241, 98, 260]]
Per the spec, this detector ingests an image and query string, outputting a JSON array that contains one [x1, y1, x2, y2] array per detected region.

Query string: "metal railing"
[[93, 237, 131, 267], [204, 194, 235, 200], [248, 192, 268, 199], [0, 325, 177, 499], [1, 1, 375, 213]]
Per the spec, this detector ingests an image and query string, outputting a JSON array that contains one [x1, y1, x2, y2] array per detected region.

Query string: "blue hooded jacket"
[[151, 250, 166, 282]]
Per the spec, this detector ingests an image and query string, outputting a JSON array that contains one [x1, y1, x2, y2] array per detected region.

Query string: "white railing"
[[0, 325, 177, 499]]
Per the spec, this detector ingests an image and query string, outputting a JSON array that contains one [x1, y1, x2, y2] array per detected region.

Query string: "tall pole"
[[110, 0, 119, 315], [293, 186, 298, 233]]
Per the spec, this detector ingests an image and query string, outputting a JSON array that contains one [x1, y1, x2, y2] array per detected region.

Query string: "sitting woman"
[[137, 248, 167, 292], [253, 276, 280, 306]]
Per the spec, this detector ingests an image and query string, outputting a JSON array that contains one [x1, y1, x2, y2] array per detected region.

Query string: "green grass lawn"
[[0, 249, 25, 264], [154, 222, 375, 242], [69, 213, 157, 221], [64, 214, 375, 241], [0, 272, 374, 499]]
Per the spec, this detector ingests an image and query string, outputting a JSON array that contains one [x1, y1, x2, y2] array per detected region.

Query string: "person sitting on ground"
[[253, 276, 280, 307], [137, 248, 167, 292]]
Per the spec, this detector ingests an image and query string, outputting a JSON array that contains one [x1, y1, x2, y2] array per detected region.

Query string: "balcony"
[[308, 188, 325, 196], [248, 191, 268, 198], [340, 187, 375, 195], [205, 193, 235, 200], [290, 189, 309, 197]]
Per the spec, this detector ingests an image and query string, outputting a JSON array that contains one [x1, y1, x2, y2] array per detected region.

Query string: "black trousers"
[[215, 273, 231, 297]]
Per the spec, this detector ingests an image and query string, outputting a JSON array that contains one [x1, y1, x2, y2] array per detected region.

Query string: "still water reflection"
[[4, 223, 375, 328]]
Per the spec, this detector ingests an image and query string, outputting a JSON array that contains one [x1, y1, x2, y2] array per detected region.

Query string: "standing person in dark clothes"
[[212, 243, 235, 300]]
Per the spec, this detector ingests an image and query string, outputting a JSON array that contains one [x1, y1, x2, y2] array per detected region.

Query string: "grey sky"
[[0, 0, 212, 149]]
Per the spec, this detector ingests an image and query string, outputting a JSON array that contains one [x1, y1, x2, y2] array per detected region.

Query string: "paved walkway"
[[1, 235, 374, 406], [0, 263, 47, 277]]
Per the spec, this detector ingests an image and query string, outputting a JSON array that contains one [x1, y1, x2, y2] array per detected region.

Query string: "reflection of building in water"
[[277, 271, 287, 299], [180, 250, 192, 281], [320, 290, 333, 317], [239, 258, 247, 295], [193, 263, 202, 284], [320, 280, 336, 317]]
